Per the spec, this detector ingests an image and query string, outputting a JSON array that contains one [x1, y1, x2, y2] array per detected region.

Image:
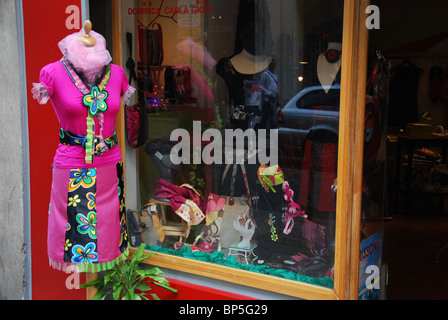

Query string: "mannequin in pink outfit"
[[32, 21, 135, 272]]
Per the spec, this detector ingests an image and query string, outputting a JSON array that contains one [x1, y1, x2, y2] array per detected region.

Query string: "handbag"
[[125, 102, 148, 148], [125, 32, 148, 149], [219, 196, 252, 249], [126, 209, 144, 247], [138, 23, 164, 66], [127, 205, 165, 247], [192, 194, 226, 252]]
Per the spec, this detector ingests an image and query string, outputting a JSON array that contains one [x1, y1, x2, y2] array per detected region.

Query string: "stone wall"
[[0, 0, 29, 300]]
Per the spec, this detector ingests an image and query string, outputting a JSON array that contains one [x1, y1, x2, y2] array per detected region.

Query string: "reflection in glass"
[[123, 0, 348, 289]]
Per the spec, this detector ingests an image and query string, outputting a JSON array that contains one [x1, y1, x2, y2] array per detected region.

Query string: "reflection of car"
[[277, 84, 341, 167]]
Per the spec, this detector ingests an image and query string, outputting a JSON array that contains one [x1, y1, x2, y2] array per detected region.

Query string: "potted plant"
[[80, 243, 178, 300]]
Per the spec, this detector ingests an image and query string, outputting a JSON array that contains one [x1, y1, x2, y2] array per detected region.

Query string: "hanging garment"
[[298, 129, 338, 227], [441, 66, 448, 101], [388, 60, 423, 126], [428, 65, 444, 103]]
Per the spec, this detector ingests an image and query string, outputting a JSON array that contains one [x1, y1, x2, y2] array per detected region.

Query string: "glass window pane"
[[123, 0, 344, 289]]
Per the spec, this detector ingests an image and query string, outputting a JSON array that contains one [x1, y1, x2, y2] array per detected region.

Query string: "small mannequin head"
[[77, 20, 97, 47], [58, 21, 112, 83]]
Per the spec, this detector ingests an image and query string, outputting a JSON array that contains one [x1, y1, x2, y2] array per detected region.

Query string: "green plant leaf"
[[138, 251, 154, 262], [145, 267, 165, 276], [104, 270, 118, 285], [149, 293, 161, 300], [113, 283, 123, 300], [79, 243, 179, 301], [135, 282, 152, 292], [93, 287, 106, 300], [79, 278, 103, 288], [131, 243, 146, 264], [147, 275, 170, 286], [136, 269, 147, 279], [149, 280, 178, 293], [120, 262, 130, 275]]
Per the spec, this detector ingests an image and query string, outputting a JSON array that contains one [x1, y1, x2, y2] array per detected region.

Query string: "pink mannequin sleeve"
[[118, 66, 136, 103], [31, 64, 56, 104]]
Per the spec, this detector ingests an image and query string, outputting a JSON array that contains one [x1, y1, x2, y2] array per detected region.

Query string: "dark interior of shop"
[[370, 0, 448, 300]]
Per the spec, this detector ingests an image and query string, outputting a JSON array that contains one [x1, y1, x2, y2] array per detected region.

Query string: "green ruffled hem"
[[79, 248, 129, 273], [145, 245, 334, 289], [49, 247, 130, 273]]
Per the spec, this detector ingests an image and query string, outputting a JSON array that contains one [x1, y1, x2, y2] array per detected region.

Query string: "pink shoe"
[[191, 241, 215, 253], [191, 238, 221, 253]]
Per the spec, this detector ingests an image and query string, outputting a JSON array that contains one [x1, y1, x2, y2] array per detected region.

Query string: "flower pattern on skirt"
[[61, 162, 127, 265], [72, 243, 98, 264], [68, 168, 97, 191], [117, 162, 127, 253]]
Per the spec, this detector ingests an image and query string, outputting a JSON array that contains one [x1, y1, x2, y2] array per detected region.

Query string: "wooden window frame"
[[103, 0, 370, 300]]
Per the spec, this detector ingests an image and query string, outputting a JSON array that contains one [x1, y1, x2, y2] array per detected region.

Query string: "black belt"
[[59, 128, 118, 156]]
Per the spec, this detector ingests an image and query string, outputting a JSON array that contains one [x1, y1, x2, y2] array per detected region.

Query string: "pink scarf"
[[153, 178, 206, 213]]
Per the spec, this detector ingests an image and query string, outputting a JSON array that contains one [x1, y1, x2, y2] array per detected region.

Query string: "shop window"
[[121, 0, 346, 291]]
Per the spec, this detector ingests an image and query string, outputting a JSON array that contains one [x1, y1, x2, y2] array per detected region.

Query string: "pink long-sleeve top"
[[35, 60, 134, 168]]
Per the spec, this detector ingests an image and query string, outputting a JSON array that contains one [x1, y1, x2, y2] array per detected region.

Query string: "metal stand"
[[227, 244, 258, 265]]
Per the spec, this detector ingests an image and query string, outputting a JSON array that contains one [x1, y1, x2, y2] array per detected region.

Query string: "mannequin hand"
[[233, 215, 255, 237]]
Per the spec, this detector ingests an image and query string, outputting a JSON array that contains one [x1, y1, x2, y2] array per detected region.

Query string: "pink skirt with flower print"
[[47, 162, 128, 272]]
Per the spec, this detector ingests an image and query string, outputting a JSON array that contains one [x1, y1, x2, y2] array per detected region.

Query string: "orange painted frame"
[[334, 0, 371, 300]]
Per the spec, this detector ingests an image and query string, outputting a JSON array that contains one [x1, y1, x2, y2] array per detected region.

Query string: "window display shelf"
[[128, 246, 338, 300]]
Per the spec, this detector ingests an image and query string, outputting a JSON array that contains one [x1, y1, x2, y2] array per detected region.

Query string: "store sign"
[[127, 0, 212, 16]]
